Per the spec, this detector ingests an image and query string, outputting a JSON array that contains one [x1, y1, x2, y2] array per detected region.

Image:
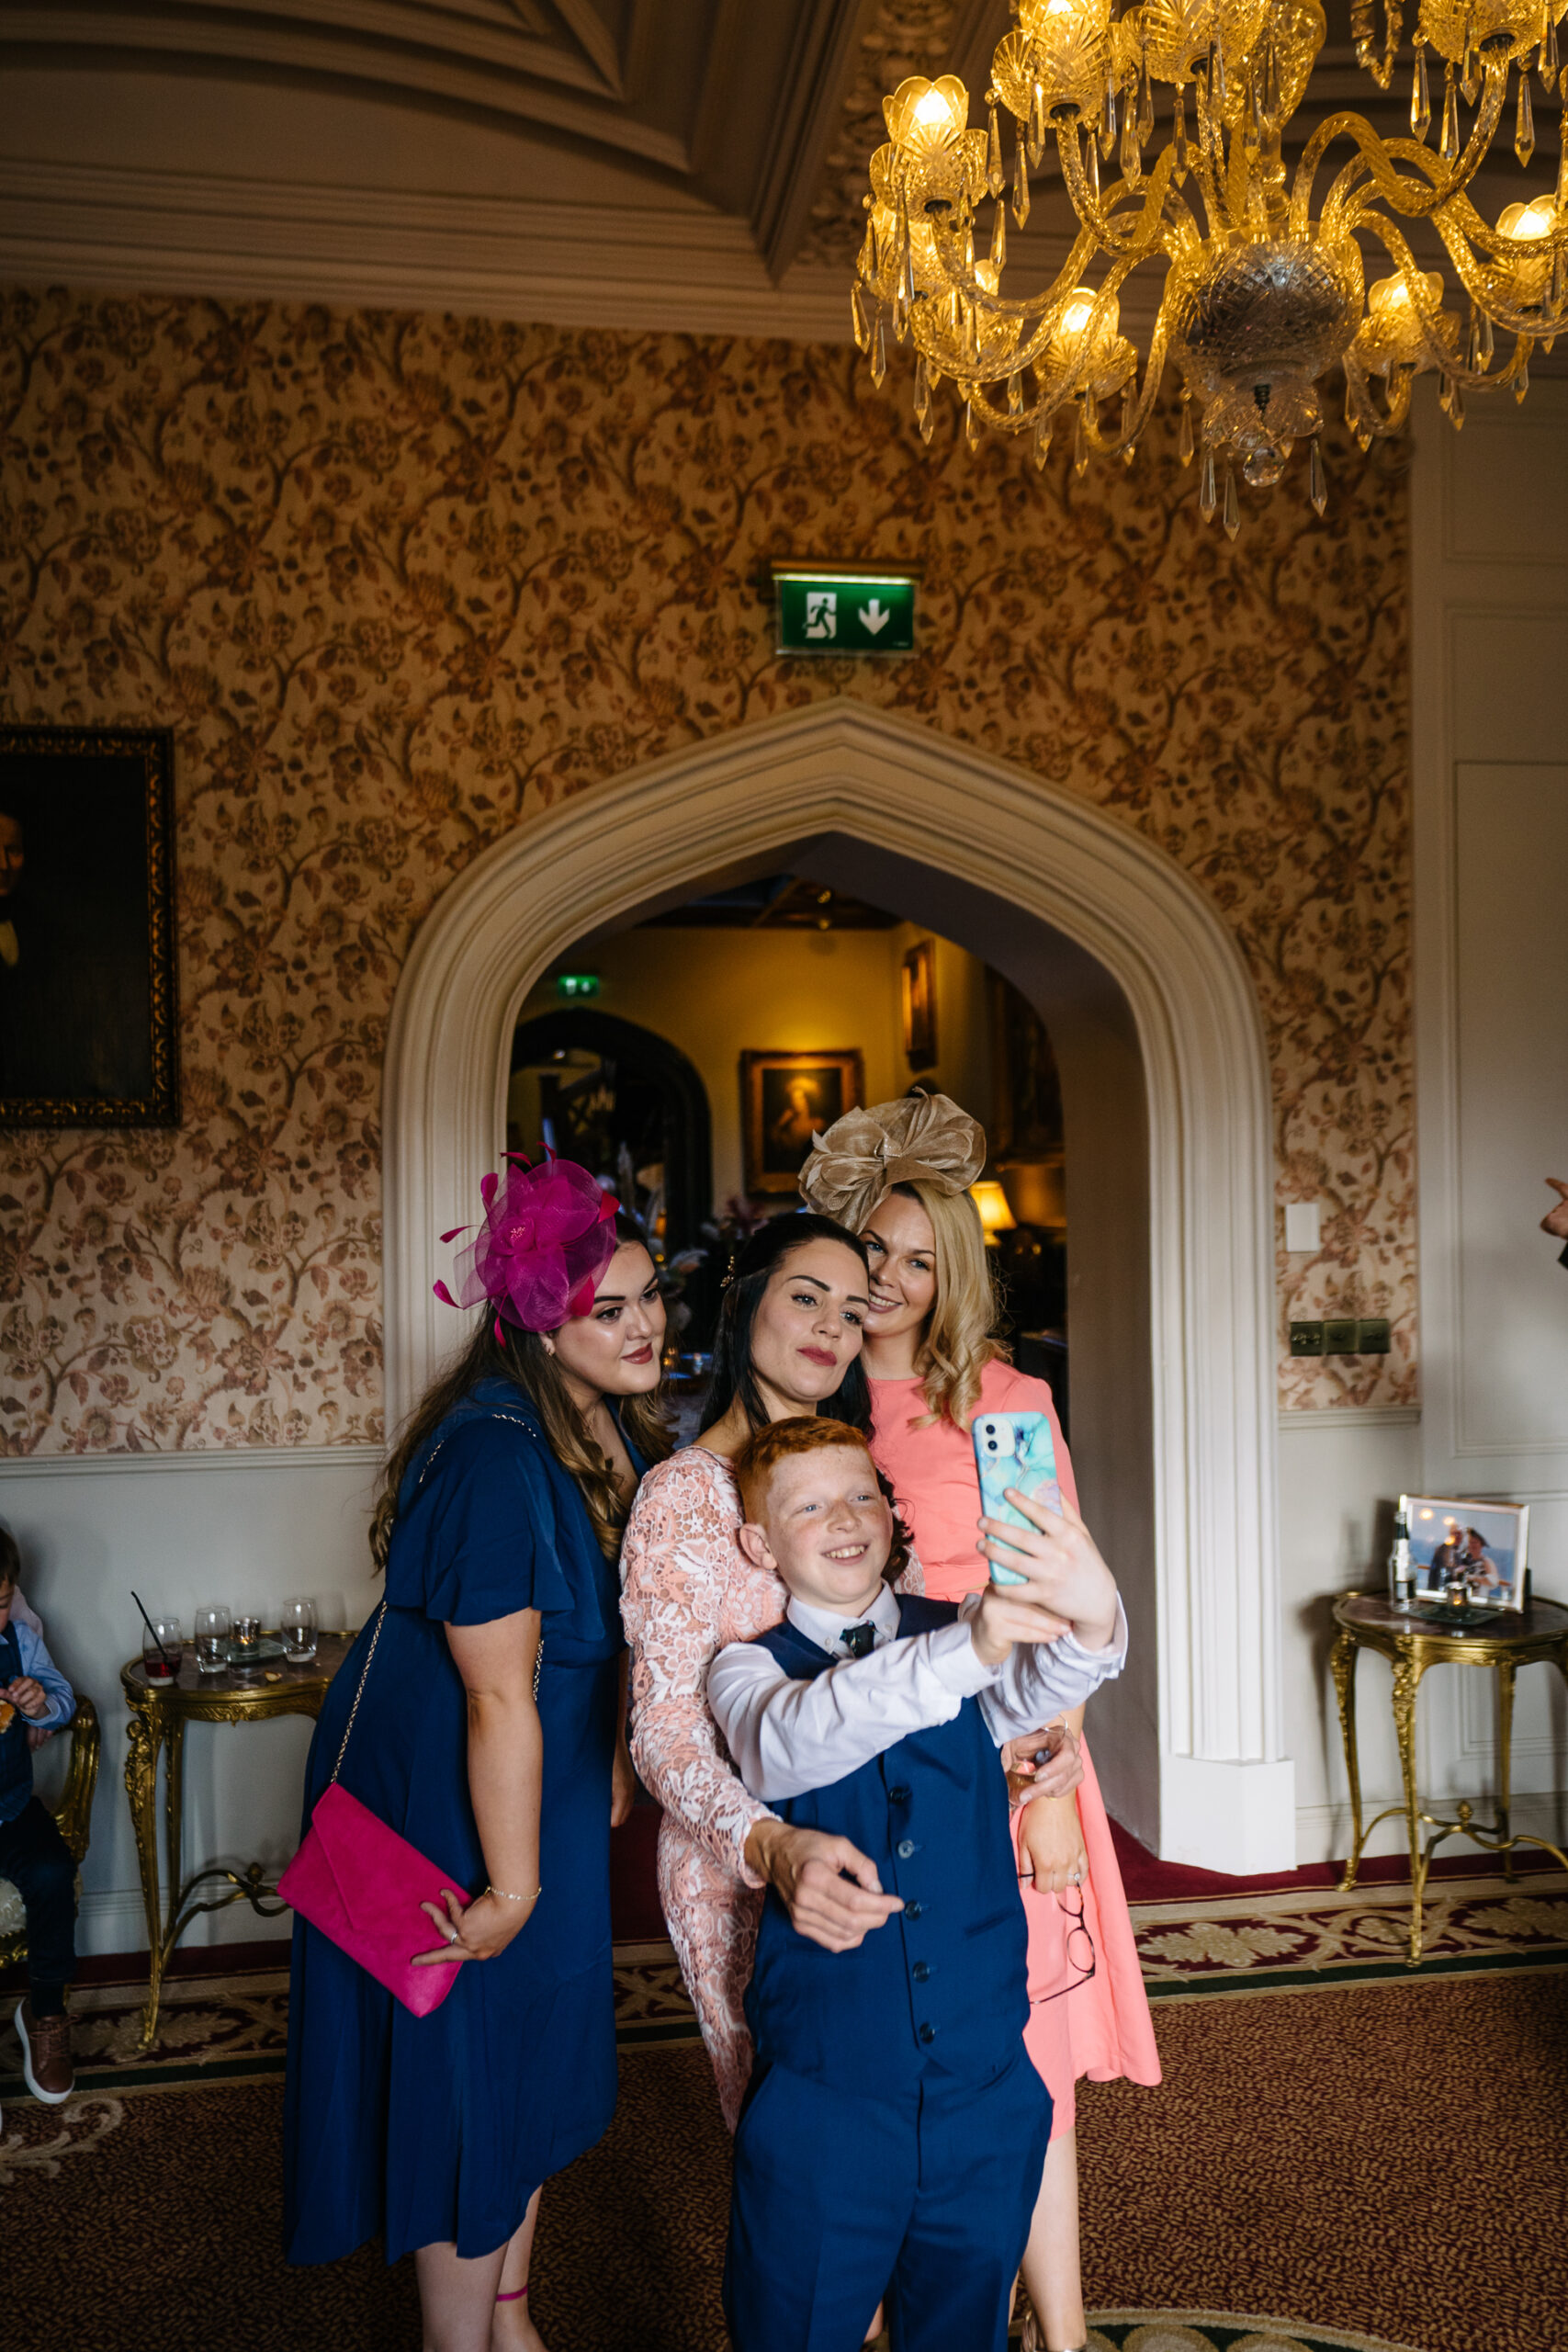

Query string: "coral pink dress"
[[868, 1359, 1161, 2135], [619, 1445, 922, 2130]]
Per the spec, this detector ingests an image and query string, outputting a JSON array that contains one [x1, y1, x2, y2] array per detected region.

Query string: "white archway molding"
[[384, 699, 1293, 1868]]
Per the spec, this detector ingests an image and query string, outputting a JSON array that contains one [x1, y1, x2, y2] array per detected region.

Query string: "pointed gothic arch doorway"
[[384, 700, 1293, 1872]]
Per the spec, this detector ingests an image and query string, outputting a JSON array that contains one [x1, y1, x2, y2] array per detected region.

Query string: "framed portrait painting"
[[901, 938, 937, 1070], [0, 728, 179, 1126], [741, 1049, 864, 1195]]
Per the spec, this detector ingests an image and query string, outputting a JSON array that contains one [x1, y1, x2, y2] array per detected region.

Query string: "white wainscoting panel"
[[2, 1446, 381, 1955]]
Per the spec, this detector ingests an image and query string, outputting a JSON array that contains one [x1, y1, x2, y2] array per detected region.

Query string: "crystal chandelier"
[[849, 0, 1568, 528]]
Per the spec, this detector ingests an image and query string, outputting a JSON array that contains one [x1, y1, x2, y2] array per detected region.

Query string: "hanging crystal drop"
[[1029, 80, 1045, 168], [964, 215, 976, 272], [1122, 103, 1143, 184], [1543, 16, 1560, 90], [1479, 307, 1495, 361], [1013, 132, 1032, 225], [1309, 437, 1327, 516], [1450, 378, 1466, 429], [1516, 358, 1530, 400], [1073, 401, 1090, 477], [1087, 127, 1101, 199], [1411, 42, 1431, 139], [1139, 53, 1155, 142], [857, 216, 876, 284], [893, 286, 908, 345], [1173, 82, 1190, 182], [1517, 70, 1536, 164], [1438, 373, 1453, 414], [1033, 405, 1053, 469], [851, 278, 870, 353], [1007, 368, 1024, 416], [1222, 465, 1240, 539], [965, 397, 983, 452], [1199, 447, 1217, 521], [964, 297, 978, 364], [1552, 243, 1566, 309], [990, 196, 1008, 271], [1441, 62, 1461, 162], [1465, 305, 1482, 369], [900, 233, 916, 309], [919, 401, 936, 447], [1179, 398, 1195, 465], [987, 95, 1005, 198], [1121, 380, 1137, 445], [1461, 18, 1479, 107], [913, 353, 931, 425], [1211, 36, 1227, 113], [1102, 74, 1118, 162], [1557, 106, 1568, 208], [871, 311, 887, 388], [1122, 438, 1137, 467]]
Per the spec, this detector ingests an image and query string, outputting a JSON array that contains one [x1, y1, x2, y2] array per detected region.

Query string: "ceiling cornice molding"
[[0, 7, 689, 169], [0, 157, 860, 340]]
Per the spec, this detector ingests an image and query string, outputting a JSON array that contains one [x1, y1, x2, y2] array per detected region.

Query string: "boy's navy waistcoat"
[[742, 1594, 1029, 2096]]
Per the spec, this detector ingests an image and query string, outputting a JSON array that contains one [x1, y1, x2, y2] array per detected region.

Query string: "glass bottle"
[[1388, 1500, 1414, 1608]]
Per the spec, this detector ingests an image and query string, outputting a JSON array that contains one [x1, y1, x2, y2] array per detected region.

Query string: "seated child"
[[0, 1526, 79, 2110], [708, 1417, 1126, 2352]]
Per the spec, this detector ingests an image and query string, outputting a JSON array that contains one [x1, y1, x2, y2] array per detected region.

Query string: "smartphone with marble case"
[[972, 1410, 1063, 1587]]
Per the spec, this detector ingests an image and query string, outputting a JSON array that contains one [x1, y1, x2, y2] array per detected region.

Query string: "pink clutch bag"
[[278, 1602, 470, 2018]]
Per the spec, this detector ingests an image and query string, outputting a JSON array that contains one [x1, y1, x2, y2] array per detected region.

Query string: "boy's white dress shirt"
[[708, 1581, 1127, 1804]]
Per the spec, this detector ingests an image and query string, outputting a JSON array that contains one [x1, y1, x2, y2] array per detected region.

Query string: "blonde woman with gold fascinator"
[[802, 1096, 1161, 2352]]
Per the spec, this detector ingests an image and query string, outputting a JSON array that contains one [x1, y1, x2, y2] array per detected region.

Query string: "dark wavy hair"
[[699, 1211, 873, 1439], [371, 1211, 671, 1570]]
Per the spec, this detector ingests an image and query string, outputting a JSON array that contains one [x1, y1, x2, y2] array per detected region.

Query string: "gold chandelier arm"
[[1054, 123, 1182, 260], [1085, 301, 1177, 456], [1291, 61, 1506, 234], [1424, 178, 1568, 266], [925, 213, 1107, 324], [1428, 209, 1568, 337]]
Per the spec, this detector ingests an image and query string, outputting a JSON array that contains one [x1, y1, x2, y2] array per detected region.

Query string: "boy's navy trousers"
[[723, 2044, 1051, 2352]]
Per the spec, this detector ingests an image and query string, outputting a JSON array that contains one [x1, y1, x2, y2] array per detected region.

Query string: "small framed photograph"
[[901, 939, 937, 1070], [741, 1049, 864, 1195], [0, 727, 179, 1126], [1402, 1495, 1530, 1611]]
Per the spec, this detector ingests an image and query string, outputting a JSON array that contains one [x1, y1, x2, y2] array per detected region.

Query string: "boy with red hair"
[[708, 1417, 1125, 2352]]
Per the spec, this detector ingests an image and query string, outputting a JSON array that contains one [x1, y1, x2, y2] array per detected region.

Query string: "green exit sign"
[[775, 570, 916, 657]]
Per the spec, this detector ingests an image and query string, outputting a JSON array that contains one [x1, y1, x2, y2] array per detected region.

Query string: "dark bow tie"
[[840, 1622, 878, 1659]]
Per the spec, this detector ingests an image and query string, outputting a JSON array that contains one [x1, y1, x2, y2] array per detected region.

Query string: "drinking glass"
[[231, 1613, 262, 1670], [194, 1605, 231, 1675], [280, 1596, 318, 1665], [143, 1617, 184, 1683]]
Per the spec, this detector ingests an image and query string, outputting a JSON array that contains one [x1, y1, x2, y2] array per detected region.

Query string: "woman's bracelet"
[[485, 1883, 542, 1904]]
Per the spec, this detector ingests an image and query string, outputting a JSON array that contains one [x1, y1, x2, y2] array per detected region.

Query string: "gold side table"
[[1329, 1590, 1568, 1965], [120, 1633, 353, 2049]]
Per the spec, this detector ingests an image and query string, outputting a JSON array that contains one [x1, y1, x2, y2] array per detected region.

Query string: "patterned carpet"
[[3, 1872, 1564, 2350]]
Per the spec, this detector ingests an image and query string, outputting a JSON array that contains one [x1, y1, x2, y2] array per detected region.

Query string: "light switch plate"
[[1289, 1320, 1325, 1356], [1324, 1317, 1359, 1354], [1357, 1317, 1391, 1354], [1284, 1202, 1321, 1252]]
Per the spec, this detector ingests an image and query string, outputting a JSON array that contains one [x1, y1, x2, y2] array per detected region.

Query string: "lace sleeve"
[[621, 1453, 772, 1889]]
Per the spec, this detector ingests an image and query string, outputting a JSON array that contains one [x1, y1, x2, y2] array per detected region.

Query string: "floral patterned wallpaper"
[[0, 288, 1413, 1452]]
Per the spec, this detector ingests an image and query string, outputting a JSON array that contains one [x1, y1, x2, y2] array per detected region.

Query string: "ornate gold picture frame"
[[740, 1048, 864, 1195], [0, 727, 179, 1127]]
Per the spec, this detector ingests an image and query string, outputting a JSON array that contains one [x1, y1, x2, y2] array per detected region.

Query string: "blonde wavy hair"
[[867, 1178, 1008, 1433]]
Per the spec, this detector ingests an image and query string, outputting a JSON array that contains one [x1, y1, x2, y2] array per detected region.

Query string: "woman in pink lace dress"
[[620, 1214, 926, 2128]]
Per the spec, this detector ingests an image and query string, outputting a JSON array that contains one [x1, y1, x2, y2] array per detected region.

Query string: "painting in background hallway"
[[0, 291, 1413, 1451]]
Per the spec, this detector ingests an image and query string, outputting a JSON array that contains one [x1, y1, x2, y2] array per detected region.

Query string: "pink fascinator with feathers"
[[434, 1153, 619, 1338]]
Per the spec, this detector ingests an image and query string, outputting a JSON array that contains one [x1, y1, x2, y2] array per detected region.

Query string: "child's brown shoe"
[[16, 1998, 73, 2103]]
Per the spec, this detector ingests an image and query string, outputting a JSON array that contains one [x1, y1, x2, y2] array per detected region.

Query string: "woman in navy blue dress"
[[284, 1159, 669, 2352]]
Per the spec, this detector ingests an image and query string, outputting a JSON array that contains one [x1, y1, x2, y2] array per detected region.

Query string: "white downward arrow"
[[859, 598, 890, 635]]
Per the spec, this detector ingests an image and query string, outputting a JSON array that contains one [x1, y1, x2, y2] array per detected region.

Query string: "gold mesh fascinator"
[[799, 1092, 987, 1230]]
